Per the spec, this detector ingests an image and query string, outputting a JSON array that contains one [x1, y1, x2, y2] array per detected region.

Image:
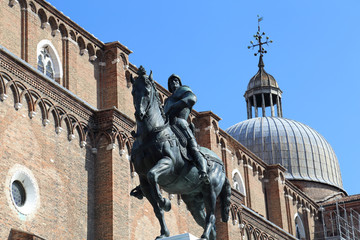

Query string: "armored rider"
[[164, 74, 209, 184]]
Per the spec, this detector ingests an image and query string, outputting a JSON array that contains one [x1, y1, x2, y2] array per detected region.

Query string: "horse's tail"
[[219, 177, 231, 222]]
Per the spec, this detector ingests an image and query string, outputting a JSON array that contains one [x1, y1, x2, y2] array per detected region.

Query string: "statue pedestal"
[[163, 233, 202, 240]]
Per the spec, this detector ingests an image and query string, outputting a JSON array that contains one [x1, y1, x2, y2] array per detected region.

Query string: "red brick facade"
[[0, 1, 343, 240]]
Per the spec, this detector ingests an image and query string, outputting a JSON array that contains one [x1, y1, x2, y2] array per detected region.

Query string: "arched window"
[[294, 214, 306, 239], [36, 40, 62, 82], [232, 169, 246, 196]]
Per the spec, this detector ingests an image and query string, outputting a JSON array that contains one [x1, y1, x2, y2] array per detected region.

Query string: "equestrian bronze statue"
[[129, 66, 231, 240]]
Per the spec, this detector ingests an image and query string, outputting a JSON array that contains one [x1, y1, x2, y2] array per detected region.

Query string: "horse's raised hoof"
[[159, 198, 171, 212]]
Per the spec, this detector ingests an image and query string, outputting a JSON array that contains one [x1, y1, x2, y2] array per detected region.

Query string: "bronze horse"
[[130, 66, 231, 240]]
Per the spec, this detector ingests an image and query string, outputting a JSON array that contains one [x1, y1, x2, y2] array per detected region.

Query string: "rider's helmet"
[[168, 74, 182, 93]]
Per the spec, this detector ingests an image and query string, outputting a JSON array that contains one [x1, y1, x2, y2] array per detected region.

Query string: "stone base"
[[163, 233, 202, 240]]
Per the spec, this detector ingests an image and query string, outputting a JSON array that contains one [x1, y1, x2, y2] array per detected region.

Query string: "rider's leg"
[[188, 138, 209, 184]]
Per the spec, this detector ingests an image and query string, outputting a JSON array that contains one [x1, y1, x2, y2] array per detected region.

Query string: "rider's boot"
[[191, 147, 210, 184]]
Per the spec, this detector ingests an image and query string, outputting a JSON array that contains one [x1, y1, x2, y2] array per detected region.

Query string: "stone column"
[[276, 95, 281, 117], [21, 6, 28, 61], [253, 95, 258, 117], [62, 37, 69, 88], [261, 93, 266, 117], [247, 99, 252, 119], [270, 93, 275, 117]]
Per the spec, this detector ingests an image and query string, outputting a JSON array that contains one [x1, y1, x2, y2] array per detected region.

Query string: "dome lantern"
[[246, 16, 282, 119]]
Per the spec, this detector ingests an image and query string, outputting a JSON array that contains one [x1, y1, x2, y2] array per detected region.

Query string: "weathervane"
[[248, 15, 273, 57]]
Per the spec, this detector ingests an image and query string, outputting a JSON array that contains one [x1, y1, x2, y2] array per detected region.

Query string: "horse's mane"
[[151, 81, 166, 120]]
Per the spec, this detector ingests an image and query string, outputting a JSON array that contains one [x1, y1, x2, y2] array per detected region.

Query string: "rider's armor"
[[164, 84, 209, 184]]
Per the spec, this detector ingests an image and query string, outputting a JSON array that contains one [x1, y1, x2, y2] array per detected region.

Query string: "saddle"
[[170, 124, 223, 170], [170, 124, 192, 161]]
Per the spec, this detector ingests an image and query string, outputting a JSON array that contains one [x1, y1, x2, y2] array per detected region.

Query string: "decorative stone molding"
[[55, 127, 62, 134], [106, 143, 116, 151], [0, 93, 8, 101], [29, 111, 36, 119], [91, 148, 98, 154], [80, 49, 88, 56], [99, 62, 106, 66], [80, 141, 87, 148], [41, 22, 50, 30], [8, 0, 18, 7], [68, 134, 75, 141], [89, 55, 97, 62], [111, 58, 120, 64], [51, 29, 60, 37], [284, 194, 293, 200], [244, 164, 253, 170], [119, 149, 126, 156], [42, 119, 50, 126], [14, 103, 22, 110]]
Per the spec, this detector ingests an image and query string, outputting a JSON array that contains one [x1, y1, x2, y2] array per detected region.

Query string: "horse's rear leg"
[[140, 177, 170, 239], [202, 189, 217, 240], [147, 157, 173, 211]]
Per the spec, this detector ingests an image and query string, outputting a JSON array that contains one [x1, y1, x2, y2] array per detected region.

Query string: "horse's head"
[[131, 66, 155, 121]]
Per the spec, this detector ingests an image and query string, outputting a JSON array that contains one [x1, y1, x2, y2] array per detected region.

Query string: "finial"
[[247, 15, 273, 58]]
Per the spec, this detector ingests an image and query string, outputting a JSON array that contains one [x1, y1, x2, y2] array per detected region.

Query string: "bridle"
[[134, 79, 155, 121]]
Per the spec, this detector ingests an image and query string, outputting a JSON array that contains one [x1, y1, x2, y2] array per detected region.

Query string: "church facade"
[[0, 1, 358, 240]]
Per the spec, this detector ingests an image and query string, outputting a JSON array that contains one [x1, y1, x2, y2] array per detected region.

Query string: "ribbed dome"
[[247, 57, 279, 91], [226, 117, 343, 190]]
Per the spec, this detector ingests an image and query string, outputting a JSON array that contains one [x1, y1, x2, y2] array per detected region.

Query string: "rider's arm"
[[168, 91, 196, 116]]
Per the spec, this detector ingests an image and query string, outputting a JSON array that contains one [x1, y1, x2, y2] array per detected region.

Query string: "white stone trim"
[[106, 143, 116, 150], [112, 58, 120, 64]]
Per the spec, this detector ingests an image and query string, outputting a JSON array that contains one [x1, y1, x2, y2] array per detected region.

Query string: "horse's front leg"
[[147, 156, 173, 212], [139, 177, 170, 239]]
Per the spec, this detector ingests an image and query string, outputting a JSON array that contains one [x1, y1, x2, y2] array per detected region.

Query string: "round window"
[[8, 168, 39, 216], [11, 180, 26, 207]]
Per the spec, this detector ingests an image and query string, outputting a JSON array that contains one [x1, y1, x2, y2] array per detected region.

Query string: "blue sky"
[[47, 0, 360, 195]]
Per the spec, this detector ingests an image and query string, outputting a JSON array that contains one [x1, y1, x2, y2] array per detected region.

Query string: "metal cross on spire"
[[248, 15, 273, 57]]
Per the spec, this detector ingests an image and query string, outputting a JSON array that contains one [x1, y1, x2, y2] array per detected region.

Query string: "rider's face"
[[169, 78, 180, 92]]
